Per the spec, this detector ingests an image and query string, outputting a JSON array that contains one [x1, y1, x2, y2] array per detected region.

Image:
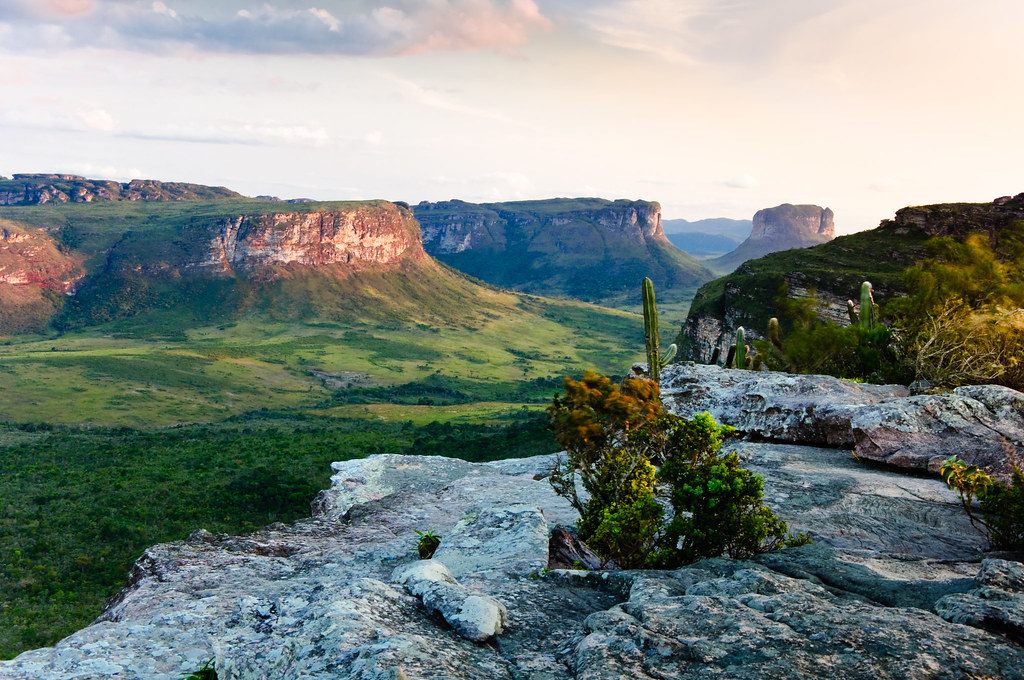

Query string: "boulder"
[[851, 384, 1024, 473], [660, 363, 908, 447], [936, 559, 1024, 644], [392, 560, 508, 642], [565, 553, 1024, 679]]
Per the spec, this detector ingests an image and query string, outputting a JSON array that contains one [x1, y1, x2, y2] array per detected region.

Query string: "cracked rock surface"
[[1, 431, 1021, 678]]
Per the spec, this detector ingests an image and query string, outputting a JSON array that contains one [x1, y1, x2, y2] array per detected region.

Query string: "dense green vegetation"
[[680, 196, 1024, 390], [678, 219, 927, 360], [0, 410, 557, 659]]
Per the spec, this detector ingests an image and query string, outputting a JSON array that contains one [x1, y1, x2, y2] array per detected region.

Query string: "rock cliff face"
[[3, 380, 1023, 679], [0, 174, 241, 205], [675, 195, 1024, 364], [0, 222, 84, 333], [414, 198, 713, 305], [0, 224, 81, 289], [706, 204, 835, 274], [197, 203, 425, 273]]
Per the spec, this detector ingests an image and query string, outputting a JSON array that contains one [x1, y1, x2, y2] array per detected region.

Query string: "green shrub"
[[982, 466, 1024, 550], [548, 373, 805, 568], [659, 449, 804, 565], [941, 455, 1024, 551]]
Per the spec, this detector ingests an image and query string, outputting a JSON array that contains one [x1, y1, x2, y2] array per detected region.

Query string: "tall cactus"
[[731, 326, 748, 369], [642, 277, 676, 383], [767, 317, 783, 350], [859, 281, 878, 330]]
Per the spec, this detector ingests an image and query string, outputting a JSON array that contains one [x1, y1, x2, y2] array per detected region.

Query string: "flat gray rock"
[[0, 446, 1019, 679], [660, 363, 908, 447], [852, 385, 1024, 473]]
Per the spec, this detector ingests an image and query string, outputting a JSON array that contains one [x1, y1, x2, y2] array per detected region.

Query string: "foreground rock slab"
[[567, 554, 1024, 680], [0, 447, 1020, 679]]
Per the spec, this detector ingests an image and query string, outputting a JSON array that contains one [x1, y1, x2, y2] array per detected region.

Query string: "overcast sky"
[[0, 0, 1020, 233]]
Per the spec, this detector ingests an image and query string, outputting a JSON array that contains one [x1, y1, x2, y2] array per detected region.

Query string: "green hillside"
[[676, 194, 1024, 363], [415, 198, 714, 310]]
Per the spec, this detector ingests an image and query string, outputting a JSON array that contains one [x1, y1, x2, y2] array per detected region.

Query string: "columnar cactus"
[[767, 317, 783, 350], [732, 326, 748, 369], [859, 281, 878, 330], [642, 277, 676, 383]]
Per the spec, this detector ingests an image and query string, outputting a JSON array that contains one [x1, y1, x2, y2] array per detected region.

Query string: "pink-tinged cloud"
[[50, 0, 93, 15], [399, 0, 553, 55], [0, 1, 554, 56]]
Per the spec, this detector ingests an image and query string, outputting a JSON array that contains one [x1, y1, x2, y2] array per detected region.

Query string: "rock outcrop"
[[662, 363, 1024, 475], [414, 198, 713, 305], [0, 221, 84, 333], [2, 427, 1022, 678], [197, 203, 425, 273], [659, 363, 908, 448], [706, 204, 835, 274], [0, 174, 241, 205]]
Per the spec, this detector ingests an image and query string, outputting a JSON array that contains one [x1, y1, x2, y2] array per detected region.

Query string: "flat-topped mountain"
[[0, 195, 444, 333], [706, 203, 835, 274], [0, 174, 241, 205], [415, 198, 714, 306]]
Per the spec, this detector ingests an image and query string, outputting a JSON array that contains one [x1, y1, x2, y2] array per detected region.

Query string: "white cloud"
[[78, 108, 117, 132], [65, 162, 144, 180], [131, 120, 331, 148], [725, 174, 759, 189], [151, 2, 177, 20], [308, 8, 339, 32]]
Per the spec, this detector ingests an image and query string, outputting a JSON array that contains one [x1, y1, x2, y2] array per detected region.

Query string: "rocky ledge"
[[2, 401, 1023, 679], [662, 363, 1024, 476]]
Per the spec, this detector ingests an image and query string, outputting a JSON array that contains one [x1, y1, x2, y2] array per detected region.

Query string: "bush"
[[548, 373, 805, 568], [547, 372, 664, 566], [941, 455, 1024, 551]]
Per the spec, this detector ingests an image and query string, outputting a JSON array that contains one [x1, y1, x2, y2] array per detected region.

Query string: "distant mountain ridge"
[[0, 174, 241, 205], [415, 198, 714, 306]]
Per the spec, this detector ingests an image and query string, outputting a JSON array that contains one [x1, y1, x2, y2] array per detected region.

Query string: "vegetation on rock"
[[941, 454, 1024, 551], [548, 372, 805, 568]]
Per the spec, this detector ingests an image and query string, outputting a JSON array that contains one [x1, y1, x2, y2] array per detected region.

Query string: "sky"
[[0, 0, 1021, 234]]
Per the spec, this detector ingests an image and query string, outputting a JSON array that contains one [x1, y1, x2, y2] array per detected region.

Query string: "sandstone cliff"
[[415, 198, 714, 305], [196, 203, 425, 273], [706, 203, 835, 274], [0, 174, 241, 205], [0, 195, 434, 332], [0, 221, 84, 333]]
